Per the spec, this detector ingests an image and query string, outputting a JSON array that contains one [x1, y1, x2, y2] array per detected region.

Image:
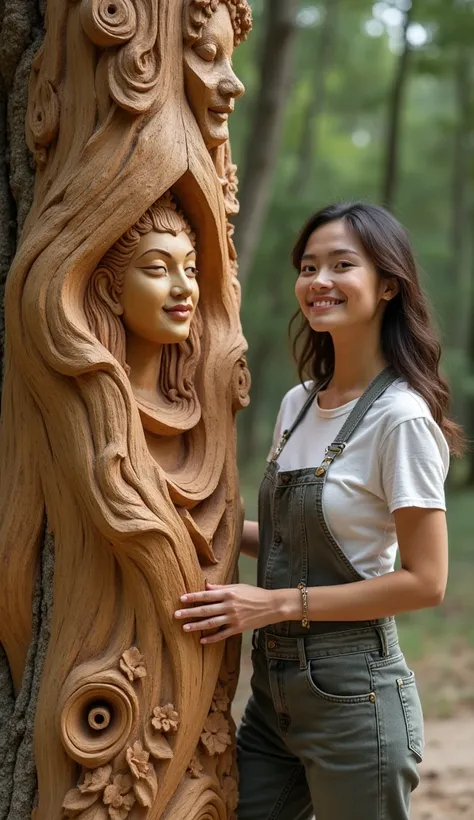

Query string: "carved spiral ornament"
[[186, 783, 227, 820], [231, 355, 251, 411], [109, 45, 161, 113], [60, 681, 138, 768], [80, 0, 137, 46]]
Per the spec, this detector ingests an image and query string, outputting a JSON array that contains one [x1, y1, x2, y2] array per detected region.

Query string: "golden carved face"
[[184, 3, 244, 150], [116, 230, 199, 345]]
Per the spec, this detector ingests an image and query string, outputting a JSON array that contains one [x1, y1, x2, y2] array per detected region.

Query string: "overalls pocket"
[[397, 672, 424, 761], [305, 651, 375, 704]]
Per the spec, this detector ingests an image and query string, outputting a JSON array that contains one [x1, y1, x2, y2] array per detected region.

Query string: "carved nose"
[[218, 72, 244, 100]]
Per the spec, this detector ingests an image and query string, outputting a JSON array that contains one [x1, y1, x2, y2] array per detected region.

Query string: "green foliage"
[[233, 0, 474, 469]]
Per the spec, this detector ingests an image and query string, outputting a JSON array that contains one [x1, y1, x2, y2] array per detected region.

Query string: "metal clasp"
[[314, 443, 345, 477], [271, 429, 289, 461]]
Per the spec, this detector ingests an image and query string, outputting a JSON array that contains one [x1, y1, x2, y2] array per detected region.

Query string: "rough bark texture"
[[0, 2, 252, 818], [233, 0, 299, 287]]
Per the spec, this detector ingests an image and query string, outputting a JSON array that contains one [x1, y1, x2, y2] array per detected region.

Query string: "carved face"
[[116, 230, 199, 345], [184, 3, 245, 150]]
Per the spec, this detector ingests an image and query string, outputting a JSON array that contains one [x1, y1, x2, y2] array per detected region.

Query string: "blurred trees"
[[231, 0, 474, 483]]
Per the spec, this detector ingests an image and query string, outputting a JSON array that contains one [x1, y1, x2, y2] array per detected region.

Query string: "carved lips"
[[163, 304, 194, 322]]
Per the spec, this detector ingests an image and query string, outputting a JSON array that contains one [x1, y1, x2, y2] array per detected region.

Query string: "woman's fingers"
[[183, 615, 229, 633], [180, 588, 232, 604], [201, 628, 235, 644], [174, 602, 227, 620]]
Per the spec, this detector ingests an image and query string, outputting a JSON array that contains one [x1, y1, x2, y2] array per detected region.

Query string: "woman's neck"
[[321, 326, 388, 407], [125, 332, 163, 404]]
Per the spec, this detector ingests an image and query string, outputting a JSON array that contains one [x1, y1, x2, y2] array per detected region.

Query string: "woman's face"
[[295, 219, 393, 336], [119, 230, 199, 345], [184, 3, 244, 150]]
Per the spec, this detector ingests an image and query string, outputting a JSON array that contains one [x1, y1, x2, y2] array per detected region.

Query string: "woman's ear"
[[95, 272, 123, 316], [381, 278, 399, 302]]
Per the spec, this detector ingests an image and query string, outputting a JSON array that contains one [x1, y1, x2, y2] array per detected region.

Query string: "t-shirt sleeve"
[[380, 417, 449, 514]]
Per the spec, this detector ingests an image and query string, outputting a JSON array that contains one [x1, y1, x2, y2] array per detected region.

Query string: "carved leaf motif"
[[103, 774, 136, 820], [146, 732, 173, 760], [187, 755, 203, 779], [200, 713, 232, 756], [79, 766, 113, 794], [222, 775, 239, 813], [119, 647, 146, 681], [211, 682, 230, 713], [132, 764, 158, 808], [62, 788, 99, 817], [125, 741, 151, 779]]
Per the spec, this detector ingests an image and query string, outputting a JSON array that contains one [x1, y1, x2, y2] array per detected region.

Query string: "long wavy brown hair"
[[290, 201, 464, 457]]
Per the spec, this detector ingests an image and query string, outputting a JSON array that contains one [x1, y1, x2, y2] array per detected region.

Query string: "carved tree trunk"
[[0, 2, 251, 820]]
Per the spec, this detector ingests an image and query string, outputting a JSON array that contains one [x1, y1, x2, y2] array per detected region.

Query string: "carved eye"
[[185, 266, 198, 278], [194, 43, 217, 63], [142, 264, 167, 276]]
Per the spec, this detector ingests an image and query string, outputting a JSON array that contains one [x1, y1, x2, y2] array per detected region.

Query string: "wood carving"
[[0, 2, 251, 819]]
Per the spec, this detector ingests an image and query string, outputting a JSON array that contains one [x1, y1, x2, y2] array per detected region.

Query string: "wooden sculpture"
[[0, 2, 252, 819]]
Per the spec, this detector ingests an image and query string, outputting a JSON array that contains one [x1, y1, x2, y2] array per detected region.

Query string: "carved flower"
[[79, 765, 113, 794], [103, 774, 136, 820], [125, 741, 158, 807], [211, 682, 229, 713], [119, 647, 146, 682], [187, 755, 204, 779], [151, 703, 179, 734], [125, 741, 151, 779], [222, 775, 239, 812], [200, 712, 231, 756]]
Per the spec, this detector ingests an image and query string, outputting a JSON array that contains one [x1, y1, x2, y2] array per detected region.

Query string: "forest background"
[[231, 2, 474, 804]]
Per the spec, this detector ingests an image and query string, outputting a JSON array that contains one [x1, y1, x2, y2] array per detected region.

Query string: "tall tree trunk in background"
[[233, 0, 299, 287], [381, 1, 415, 211], [293, 0, 340, 194]]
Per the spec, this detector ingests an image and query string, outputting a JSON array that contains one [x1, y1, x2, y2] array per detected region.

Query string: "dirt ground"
[[411, 718, 474, 820], [233, 652, 474, 819]]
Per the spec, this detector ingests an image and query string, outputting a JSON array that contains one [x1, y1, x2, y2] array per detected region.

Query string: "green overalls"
[[237, 369, 424, 820]]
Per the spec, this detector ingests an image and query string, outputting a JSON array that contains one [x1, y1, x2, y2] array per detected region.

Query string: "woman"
[[174, 202, 462, 819]]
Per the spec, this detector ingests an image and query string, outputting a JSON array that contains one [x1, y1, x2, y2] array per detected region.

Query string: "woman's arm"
[[241, 519, 259, 559], [288, 507, 448, 622], [174, 507, 447, 642]]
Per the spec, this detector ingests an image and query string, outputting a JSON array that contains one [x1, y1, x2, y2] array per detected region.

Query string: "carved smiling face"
[[183, 3, 245, 150]]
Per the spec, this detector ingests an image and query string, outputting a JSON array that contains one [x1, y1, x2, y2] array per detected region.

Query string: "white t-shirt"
[[269, 379, 450, 578]]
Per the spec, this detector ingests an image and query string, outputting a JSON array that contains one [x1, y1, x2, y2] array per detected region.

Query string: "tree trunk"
[[381, 2, 415, 211], [0, 2, 252, 819], [233, 0, 299, 287], [293, 0, 340, 194]]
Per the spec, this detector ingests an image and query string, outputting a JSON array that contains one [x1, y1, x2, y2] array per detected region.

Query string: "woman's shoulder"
[[379, 379, 434, 421], [374, 379, 449, 459]]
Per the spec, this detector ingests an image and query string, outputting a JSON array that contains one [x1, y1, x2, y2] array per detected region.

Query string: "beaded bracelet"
[[297, 582, 310, 629]]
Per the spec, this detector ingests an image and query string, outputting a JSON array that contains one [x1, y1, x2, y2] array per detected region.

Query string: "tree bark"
[[381, 2, 415, 211], [233, 0, 299, 287]]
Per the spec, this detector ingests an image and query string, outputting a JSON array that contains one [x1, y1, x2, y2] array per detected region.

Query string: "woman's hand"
[[174, 582, 286, 643]]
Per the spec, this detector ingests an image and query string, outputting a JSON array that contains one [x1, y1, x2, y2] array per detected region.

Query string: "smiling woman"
[[175, 201, 463, 820]]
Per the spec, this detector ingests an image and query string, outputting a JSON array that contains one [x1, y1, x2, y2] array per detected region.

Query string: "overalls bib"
[[237, 369, 424, 820]]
